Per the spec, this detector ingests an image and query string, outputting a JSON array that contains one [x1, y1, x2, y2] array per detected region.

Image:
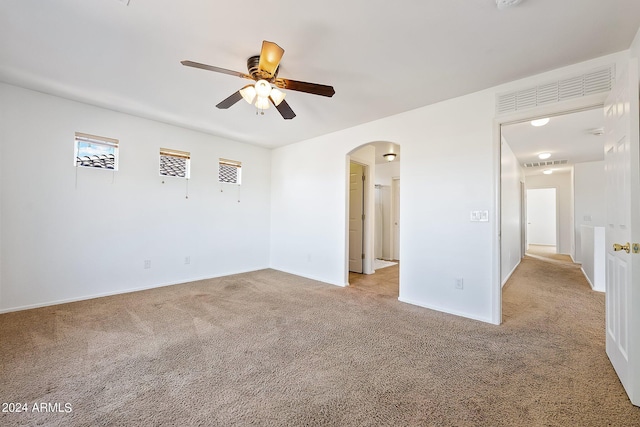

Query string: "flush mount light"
[[531, 118, 550, 127], [496, 0, 524, 9], [383, 153, 397, 162], [543, 169, 553, 175], [538, 152, 551, 160]]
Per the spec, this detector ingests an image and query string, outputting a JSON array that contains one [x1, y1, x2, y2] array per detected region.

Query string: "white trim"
[[501, 259, 521, 287], [398, 297, 493, 324], [269, 267, 346, 288], [0, 268, 268, 314], [494, 91, 608, 326], [580, 267, 605, 293]]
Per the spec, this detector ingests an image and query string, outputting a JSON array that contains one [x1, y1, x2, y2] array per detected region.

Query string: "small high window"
[[75, 132, 119, 170], [160, 148, 190, 179], [218, 158, 241, 184]]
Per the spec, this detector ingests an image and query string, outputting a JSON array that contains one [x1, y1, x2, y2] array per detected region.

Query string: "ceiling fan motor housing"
[[247, 55, 277, 80]]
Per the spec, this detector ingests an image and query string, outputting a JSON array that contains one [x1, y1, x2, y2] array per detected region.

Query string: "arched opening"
[[346, 141, 401, 297]]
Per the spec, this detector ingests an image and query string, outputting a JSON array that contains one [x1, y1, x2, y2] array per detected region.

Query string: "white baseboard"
[[580, 267, 605, 293], [0, 268, 268, 314], [501, 259, 521, 287], [268, 266, 345, 287], [397, 296, 494, 324]]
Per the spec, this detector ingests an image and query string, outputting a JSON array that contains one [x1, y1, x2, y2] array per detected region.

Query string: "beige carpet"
[[526, 244, 574, 263], [1, 258, 639, 426]]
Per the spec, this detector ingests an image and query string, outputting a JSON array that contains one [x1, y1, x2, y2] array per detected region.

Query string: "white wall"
[[271, 90, 498, 322], [580, 225, 605, 291], [270, 51, 628, 324], [574, 161, 605, 262], [526, 188, 558, 245], [500, 138, 525, 285], [0, 83, 271, 312], [525, 172, 574, 257], [631, 27, 640, 60]]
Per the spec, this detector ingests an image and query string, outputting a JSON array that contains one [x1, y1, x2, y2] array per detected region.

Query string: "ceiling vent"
[[496, 65, 615, 115], [523, 159, 568, 168]]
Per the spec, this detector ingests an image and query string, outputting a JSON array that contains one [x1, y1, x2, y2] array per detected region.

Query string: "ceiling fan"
[[181, 41, 335, 120]]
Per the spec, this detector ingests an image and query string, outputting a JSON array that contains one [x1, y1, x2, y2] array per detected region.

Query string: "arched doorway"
[[346, 141, 401, 296]]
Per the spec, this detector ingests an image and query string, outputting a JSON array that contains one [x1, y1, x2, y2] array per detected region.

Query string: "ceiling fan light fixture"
[[255, 96, 270, 110], [182, 40, 334, 119], [254, 79, 272, 98], [270, 88, 286, 106], [383, 153, 397, 162], [239, 85, 257, 104]]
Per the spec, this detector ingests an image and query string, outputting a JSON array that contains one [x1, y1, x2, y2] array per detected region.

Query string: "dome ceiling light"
[[531, 117, 550, 127]]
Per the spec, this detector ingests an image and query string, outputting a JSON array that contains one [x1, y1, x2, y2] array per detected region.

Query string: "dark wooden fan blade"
[[271, 97, 296, 120], [258, 41, 284, 77], [216, 91, 243, 109], [274, 78, 335, 97], [181, 60, 253, 80]]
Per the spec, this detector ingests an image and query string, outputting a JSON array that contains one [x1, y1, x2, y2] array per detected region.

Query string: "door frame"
[[520, 181, 526, 257], [345, 153, 375, 283], [493, 93, 608, 324], [390, 176, 400, 261]]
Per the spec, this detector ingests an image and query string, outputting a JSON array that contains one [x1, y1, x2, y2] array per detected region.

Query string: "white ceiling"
[[502, 108, 605, 176], [1, 0, 639, 149]]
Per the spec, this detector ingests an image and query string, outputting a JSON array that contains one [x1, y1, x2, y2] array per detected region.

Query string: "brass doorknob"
[[613, 242, 631, 253]]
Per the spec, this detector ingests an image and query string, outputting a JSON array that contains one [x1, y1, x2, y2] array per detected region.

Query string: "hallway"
[[349, 261, 399, 298]]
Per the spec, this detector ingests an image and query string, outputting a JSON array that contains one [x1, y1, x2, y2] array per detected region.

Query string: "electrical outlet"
[[144, 260, 151, 269], [184, 256, 190, 265], [455, 278, 464, 290]]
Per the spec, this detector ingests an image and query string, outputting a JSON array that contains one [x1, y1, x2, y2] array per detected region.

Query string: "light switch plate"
[[471, 210, 489, 222]]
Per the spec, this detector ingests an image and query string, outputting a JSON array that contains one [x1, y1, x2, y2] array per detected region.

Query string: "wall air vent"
[[496, 65, 615, 115], [523, 159, 568, 168]]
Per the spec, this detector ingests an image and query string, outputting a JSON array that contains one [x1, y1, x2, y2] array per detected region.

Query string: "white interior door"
[[349, 162, 364, 273], [604, 59, 640, 406]]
